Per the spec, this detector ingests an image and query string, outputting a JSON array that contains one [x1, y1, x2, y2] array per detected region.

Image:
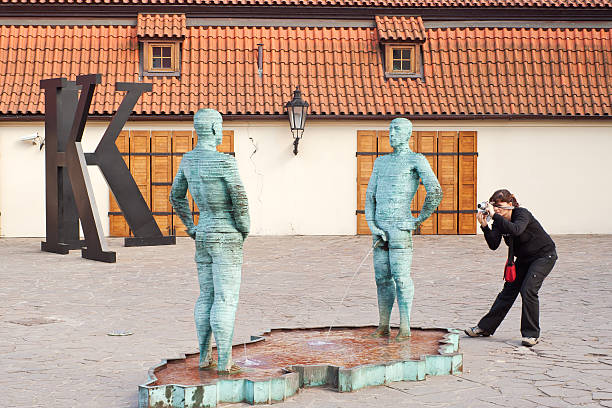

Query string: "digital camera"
[[477, 201, 492, 222]]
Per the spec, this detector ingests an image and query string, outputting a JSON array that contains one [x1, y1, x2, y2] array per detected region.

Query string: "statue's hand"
[[371, 226, 388, 242], [399, 217, 419, 231]]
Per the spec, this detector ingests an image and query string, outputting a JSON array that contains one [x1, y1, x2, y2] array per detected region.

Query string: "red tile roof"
[[137, 14, 186, 38], [0, 25, 610, 118], [376, 16, 426, 42], [0, 0, 610, 7]]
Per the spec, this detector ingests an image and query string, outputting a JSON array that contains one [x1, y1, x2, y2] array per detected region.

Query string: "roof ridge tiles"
[[2, 0, 612, 5]]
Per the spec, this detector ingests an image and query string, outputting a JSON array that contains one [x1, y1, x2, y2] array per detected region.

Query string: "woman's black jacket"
[[481, 207, 555, 262]]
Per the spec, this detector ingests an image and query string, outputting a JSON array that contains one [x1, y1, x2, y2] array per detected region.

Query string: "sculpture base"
[[139, 326, 462, 407], [41, 241, 70, 254], [81, 247, 116, 263], [124, 236, 176, 247]]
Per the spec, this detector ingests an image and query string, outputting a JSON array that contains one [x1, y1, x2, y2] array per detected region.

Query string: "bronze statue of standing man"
[[170, 108, 250, 373], [365, 118, 442, 341]]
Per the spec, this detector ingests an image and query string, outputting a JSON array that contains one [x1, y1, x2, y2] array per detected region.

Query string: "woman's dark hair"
[[489, 189, 519, 207]]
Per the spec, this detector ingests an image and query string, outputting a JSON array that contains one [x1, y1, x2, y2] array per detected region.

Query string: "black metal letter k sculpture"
[[40, 74, 175, 263]]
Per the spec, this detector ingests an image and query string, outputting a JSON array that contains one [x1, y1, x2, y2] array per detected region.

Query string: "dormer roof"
[[375, 16, 427, 42], [137, 14, 186, 39]]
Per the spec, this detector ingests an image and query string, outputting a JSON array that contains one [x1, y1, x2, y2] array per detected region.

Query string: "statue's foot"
[[199, 361, 217, 370], [199, 353, 214, 370], [370, 327, 391, 338], [395, 330, 411, 342], [217, 364, 243, 375]]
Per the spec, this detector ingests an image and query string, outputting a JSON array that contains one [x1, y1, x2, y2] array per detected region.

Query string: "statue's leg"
[[372, 240, 394, 337], [389, 232, 414, 341], [195, 241, 214, 368], [209, 233, 243, 373]]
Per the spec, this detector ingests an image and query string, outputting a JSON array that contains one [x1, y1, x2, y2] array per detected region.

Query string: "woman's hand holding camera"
[[477, 211, 488, 227]]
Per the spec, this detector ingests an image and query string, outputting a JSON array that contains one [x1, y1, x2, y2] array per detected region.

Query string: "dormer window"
[[387, 44, 418, 74], [144, 42, 180, 72], [375, 16, 426, 78], [137, 14, 186, 77]]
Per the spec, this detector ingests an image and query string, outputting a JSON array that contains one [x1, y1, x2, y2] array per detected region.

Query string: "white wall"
[[411, 120, 612, 234], [472, 121, 612, 234], [0, 123, 111, 237], [1, 119, 611, 237], [232, 121, 357, 235]]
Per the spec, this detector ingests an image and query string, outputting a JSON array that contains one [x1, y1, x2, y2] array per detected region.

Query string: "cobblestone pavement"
[[1, 235, 611, 408]]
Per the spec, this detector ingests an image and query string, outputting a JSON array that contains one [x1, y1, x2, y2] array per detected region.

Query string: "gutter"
[[2, 114, 611, 122], [0, 5, 611, 21]]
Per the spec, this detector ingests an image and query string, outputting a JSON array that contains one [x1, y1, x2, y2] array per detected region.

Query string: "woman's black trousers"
[[478, 251, 557, 338]]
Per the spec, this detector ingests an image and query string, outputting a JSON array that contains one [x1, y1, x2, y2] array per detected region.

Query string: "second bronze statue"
[[170, 108, 250, 373]]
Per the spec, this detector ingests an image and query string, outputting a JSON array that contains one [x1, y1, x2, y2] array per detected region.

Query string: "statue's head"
[[389, 118, 413, 150], [194, 108, 223, 147]]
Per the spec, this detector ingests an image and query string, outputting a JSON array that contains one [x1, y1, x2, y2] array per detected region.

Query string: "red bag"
[[504, 260, 516, 282], [504, 235, 516, 282]]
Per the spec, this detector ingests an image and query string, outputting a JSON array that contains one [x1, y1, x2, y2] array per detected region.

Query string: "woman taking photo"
[[465, 189, 557, 347]]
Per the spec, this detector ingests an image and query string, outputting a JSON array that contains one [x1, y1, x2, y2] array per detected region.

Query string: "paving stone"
[[524, 396, 577, 408], [594, 392, 612, 400], [1, 235, 611, 407], [562, 395, 600, 405], [538, 385, 571, 397]]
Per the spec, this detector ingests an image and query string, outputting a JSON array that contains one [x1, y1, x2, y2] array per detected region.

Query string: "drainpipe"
[[257, 43, 263, 78]]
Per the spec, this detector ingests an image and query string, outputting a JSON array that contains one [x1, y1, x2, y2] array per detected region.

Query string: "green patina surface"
[[365, 118, 443, 340], [169, 109, 250, 373]]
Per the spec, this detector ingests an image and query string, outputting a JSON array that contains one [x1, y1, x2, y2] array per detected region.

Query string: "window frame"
[[384, 43, 420, 76], [143, 41, 180, 74]]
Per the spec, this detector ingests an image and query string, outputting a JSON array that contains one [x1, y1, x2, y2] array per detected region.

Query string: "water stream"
[[237, 342, 261, 367], [323, 239, 380, 340]]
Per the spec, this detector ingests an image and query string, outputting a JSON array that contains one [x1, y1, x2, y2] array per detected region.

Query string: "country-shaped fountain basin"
[[139, 326, 462, 408]]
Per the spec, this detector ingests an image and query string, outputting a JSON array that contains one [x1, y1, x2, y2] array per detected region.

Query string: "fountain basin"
[[139, 326, 462, 407]]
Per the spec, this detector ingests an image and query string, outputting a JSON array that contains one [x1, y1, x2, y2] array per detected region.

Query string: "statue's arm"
[[415, 155, 443, 225], [225, 158, 250, 239], [169, 164, 196, 238], [365, 160, 387, 241]]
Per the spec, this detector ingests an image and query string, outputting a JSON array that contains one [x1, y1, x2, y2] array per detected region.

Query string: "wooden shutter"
[[356, 131, 377, 234], [409, 132, 419, 222], [437, 131, 459, 234], [217, 130, 234, 154], [129, 131, 151, 236], [459, 131, 477, 234], [109, 131, 130, 237], [171, 131, 194, 237], [151, 131, 173, 236], [377, 131, 393, 154], [415, 131, 437, 235]]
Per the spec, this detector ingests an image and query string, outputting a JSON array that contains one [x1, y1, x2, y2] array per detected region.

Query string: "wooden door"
[[356, 130, 477, 235], [109, 130, 235, 237]]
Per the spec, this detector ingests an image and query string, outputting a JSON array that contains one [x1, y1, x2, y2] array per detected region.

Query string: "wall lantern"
[[285, 87, 309, 155]]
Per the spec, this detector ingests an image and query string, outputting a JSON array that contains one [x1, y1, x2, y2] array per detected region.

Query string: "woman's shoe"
[[521, 337, 539, 347], [464, 326, 491, 337]]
